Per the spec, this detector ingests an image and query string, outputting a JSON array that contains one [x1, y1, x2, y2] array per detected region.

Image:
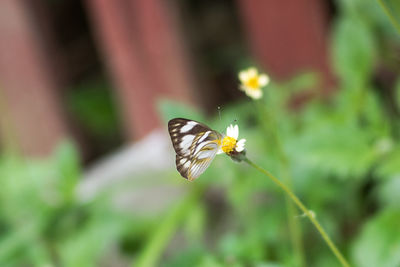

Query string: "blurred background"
[[0, 0, 400, 266]]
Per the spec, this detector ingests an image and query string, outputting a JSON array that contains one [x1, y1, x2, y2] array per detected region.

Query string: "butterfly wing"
[[168, 118, 222, 181]]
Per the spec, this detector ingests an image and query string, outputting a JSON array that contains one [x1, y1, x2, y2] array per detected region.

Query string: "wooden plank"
[[86, 0, 159, 140], [86, 0, 194, 140], [0, 0, 69, 156], [132, 0, 194, 103], [237, 0, 335, 88]]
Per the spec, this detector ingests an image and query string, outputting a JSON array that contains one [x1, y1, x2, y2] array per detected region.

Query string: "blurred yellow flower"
[[238, 67, 269, 99]]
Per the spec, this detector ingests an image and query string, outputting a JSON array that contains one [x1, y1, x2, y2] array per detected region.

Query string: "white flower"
[[218, 124, 246, 154], [236, 139, 246, 152], [227, 124, 239, 139], [238, 67, 269, 99]]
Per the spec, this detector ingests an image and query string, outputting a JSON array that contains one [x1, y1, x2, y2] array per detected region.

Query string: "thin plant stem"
[[134, 185, 204, 267], [376, 0, 400, 34], [243, 157, 351, 267], [255, 101, 305, 266]]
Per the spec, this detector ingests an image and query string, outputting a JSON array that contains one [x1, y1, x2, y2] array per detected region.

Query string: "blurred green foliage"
[[156, 1, 400, 266], [0, 142, 134, 266], [1, 0, 400, 266], [67, 77, 122, 155]]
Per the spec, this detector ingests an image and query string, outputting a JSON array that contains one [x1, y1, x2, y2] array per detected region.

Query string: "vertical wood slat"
[[86, 0, 159, 141], [86, 0, 194, 141], [237, 0, 334, 87], [0, 0, 69, 156], [132, 0, 194, 104]]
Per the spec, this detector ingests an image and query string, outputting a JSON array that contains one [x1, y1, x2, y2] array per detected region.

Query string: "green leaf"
[[53, 141, 80, 201], [196, 255, 225, 267], [352, 209, 400, 267], [377, 176, 400, 208], [163, 246, 205, 267], [254, 263, 282, 267], [67, 79, 120, 138], [395, 77, 400, 110], [376, 148, 400, 179], [184, 203, 206, 242], [332, 15, 376, 88], [379, 0, 400, 33], [157, 99, 204, 123], [288, 124, 377, 178], [59, 217, 125, 267], [282, 71, 319, 94]]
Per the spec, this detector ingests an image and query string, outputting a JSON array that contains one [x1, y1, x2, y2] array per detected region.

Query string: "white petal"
[[237, 139, 246, 147], [239, 71, 249, 83], [236, 139, 246, 152], [226, 125, 232, 136], [258, 74, 269, 87], [239, 85, 247, 92], [217, 148, 224, 154], [245, 88, 262, 99], [232, 125, 239, 140], [226, 124, 233, 137], [236, 146, 244, 152], [247, 67, 257, 78]]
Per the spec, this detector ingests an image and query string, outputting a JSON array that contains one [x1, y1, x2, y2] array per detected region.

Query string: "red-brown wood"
[[132, 0, 194, 103], [86, 0, 194, 141], [85, 0, 158, 140], [237, 0, 334, 88], [0, 0, 69, 156]]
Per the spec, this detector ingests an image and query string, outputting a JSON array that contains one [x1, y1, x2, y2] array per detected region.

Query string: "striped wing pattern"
[[168, 118, 222, 181]]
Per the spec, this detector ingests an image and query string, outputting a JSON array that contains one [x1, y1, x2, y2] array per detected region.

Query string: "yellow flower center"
[[245, 76, 260, 90], [221, 136, 237, 154]]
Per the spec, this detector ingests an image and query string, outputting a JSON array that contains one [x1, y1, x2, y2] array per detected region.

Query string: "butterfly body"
[[168, 118, 222, 181]]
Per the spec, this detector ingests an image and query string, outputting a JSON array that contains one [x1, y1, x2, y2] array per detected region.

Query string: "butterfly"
[[168, 118, 223, 181]]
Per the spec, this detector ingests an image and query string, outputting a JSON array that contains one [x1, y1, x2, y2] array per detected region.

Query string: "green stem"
[[376, 0, 400, 34], [243, 157, 351, 267], [134, 186, 204, 267], [255, 101, 305, 266], [280, 165, 305, 266]]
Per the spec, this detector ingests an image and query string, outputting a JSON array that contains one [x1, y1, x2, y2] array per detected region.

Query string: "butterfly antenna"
[[217, 106, 222, 122], [217, 106, 226, 134]]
